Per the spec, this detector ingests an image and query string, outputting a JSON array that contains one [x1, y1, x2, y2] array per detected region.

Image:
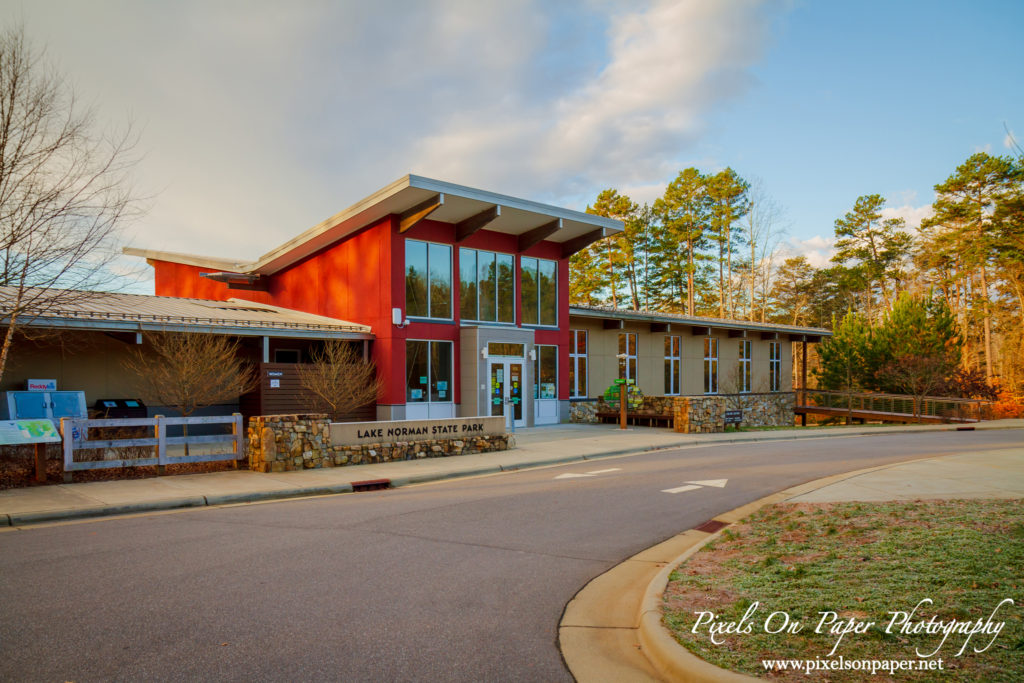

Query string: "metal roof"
[[0, 287, 373, 340], [569, 305, 831, 338], [125, 174, 625, 275]]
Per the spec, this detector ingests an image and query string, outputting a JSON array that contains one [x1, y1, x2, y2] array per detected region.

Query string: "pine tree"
[[706, 168, 749, 318], [653, 169, 710, 315], [921, 153, 1023, 383]]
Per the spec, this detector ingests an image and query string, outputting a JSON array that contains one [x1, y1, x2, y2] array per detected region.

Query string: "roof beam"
[[399, 193, 444, 233], [560, 228, 608, 258], [455, 205, 500, 242], [518, 218, 561, 252]]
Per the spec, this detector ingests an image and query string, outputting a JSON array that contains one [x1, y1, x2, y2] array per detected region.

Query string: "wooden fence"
[[59, 414, 244, 481], [796, 390, 993, 422]]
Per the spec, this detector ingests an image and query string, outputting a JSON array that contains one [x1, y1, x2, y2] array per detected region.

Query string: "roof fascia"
[[567, 307, 832, 337], [9, 317, 374, 340]]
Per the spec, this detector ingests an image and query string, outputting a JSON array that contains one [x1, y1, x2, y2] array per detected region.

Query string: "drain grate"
[[955, 426, 976, 431], [694, 519, 729, 534], [351, 479, 391, 492]]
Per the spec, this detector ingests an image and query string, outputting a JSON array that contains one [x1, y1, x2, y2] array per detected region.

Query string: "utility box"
[[92, 399, 147, 419], [6, 391, 87, 422]]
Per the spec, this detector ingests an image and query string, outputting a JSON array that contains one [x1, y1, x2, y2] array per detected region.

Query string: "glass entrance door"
[[488, 359, 525, 427]]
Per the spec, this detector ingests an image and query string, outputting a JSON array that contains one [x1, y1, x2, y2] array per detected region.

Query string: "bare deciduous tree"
[[124, 333, 257, 452], [297, 340, 381, 421], [0, 25, 140, 382]]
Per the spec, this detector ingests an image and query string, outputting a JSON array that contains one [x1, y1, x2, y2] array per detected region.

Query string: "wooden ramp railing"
[[795, 390, 993, 424]]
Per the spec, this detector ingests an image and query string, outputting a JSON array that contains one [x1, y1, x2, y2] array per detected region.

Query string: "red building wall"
[[149, 215, 573, 409]]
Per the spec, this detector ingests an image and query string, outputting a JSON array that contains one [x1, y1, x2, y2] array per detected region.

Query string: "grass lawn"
[[663, 500, 1024, 681]]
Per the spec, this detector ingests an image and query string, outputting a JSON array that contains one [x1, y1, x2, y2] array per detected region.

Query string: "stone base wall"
[[247, 414, 513, 473], [673, 393, 795, 433], [570, 395, 677, 423], [569, 400, 601, 423]]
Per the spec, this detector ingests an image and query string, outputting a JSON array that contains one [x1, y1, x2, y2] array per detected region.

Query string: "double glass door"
[[488, 359, 525, 427]]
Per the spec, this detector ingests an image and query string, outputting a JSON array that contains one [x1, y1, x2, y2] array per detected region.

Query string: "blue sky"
[[7, 1, 1022, 287]]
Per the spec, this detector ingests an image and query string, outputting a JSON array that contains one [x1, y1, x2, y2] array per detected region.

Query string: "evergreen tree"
[[653, 168, 710, 315], [921, 152, 1023, 383], [831, 194, 912, 317], [706, 168, 749, 317]]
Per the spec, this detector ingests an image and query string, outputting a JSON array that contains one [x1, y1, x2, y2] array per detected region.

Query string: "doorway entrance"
[[488, 358, 525, 428]]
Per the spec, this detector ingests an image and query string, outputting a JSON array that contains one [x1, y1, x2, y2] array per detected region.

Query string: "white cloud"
[[880, 203, 933, 230], [786, 235, 834, 268], [1005, 129, 1019, 150], [411, 0, 776, 199], [10, 0, 779, 291]]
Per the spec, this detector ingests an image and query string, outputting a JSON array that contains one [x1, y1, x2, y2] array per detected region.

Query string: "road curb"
[[631, 457, 941, 682], [559, 454, 950, 682], [3, 421, 1010, 528], [7, 496, 208, 526]]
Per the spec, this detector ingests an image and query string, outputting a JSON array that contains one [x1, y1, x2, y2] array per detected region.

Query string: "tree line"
[[572, 150, 1024, 401]]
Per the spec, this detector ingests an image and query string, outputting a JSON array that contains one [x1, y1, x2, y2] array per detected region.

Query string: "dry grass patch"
[[664, 500, 1024, 681]]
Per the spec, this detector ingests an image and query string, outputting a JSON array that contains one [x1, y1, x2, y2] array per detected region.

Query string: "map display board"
[[0, 419, 62, 445]]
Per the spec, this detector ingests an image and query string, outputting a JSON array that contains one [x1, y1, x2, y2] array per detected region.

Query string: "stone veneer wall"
[[247, 414, 513, 473], [673, 392, 795, 433], [569, 395, 677, 423]]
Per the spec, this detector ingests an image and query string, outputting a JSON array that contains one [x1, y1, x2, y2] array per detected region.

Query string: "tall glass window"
[[569, 330, 587, 398], [405, 240, 451, 319], [738, 339, 751, 393], [459, 248, 514, 323], [406, 340, 453, 403], [769, 341, 781, 392], [534, 345, 558, 399], [703, 337, 718, 395], [664, 335, 681, 395], [618, 332, 637, 381], [521, 257, 557, 326]]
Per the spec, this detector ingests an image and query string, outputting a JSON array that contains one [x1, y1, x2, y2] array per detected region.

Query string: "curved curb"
[[6, 421, 1011, 528], [562, 456, 940, 682]]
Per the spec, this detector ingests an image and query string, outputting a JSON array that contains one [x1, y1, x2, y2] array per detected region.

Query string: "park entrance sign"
[[331, 416, 506, 447]]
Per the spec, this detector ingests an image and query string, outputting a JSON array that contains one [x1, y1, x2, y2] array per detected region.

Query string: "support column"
[[800, 340, 808, 426]]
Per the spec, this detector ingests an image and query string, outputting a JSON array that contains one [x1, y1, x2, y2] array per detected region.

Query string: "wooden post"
[[801, 340, 808, 406], [34, 442, 46, 483], [619, 384, 627, 430], [61, 417, 74, 483], [231, 412, 242, 469], [155, 415, 166, 475]]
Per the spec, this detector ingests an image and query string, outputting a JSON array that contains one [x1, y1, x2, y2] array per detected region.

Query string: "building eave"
[[126, 174, 625, 275], [568, 306, 832, 338]]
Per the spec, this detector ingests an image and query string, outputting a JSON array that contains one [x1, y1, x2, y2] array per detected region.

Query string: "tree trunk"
[[979, 266, 994, 382], [686, 239, 695, 316], [0, 318, 17, 385]]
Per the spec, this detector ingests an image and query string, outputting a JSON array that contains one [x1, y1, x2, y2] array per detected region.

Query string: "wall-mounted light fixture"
[[528, 349, 536, 361], [481, 348, 489, 359], [392, 307, 409, 328]]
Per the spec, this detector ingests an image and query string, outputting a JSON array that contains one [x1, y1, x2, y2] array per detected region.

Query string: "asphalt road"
[[1, 429, 1020, 682]]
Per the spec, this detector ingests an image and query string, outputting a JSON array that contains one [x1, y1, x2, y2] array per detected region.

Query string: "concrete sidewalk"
[[2, 419, 1021, 527]]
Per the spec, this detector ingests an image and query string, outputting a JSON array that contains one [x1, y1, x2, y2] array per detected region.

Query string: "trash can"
[[92, 399, 147, 419]]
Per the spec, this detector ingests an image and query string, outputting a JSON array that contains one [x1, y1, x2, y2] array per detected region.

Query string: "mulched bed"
[[0, 443, 237, 490]]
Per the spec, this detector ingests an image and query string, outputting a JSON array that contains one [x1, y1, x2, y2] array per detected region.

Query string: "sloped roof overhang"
[[1, 289, 374, 341], [125, 174, 624, 275], [569, 305, 831, 341]]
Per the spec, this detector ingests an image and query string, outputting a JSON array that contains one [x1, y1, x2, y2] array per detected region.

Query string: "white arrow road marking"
[[684, 479, 728, 488], [662, 484, 702, 494], [554, 467, 622, 480]]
